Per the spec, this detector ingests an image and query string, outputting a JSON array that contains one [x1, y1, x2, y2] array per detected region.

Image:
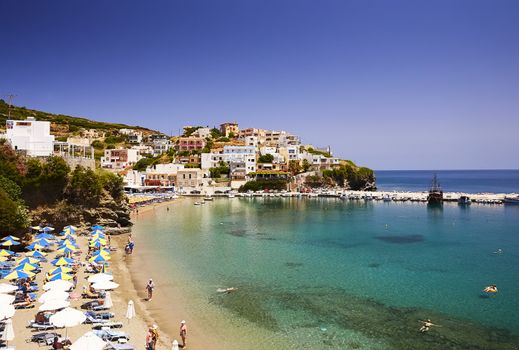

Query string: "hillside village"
[[0, 101, 375, 195]]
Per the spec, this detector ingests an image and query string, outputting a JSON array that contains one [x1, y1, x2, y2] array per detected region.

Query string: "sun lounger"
[[27, 321, 57, 331], [92, 329, 129, 342], [84, 311, 114, 323], [26, 332, 62, 346], [91, 321, 123, 329], [105, 343, 135, 350]]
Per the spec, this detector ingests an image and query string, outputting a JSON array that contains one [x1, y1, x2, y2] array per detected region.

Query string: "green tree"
[[288, 160, 301, 175], [0, 189, 29, 233], [66, 166, 103, 205], [133, 157, 156, 172], [258, 154, 274, 163], [302, 159, 311, 172]]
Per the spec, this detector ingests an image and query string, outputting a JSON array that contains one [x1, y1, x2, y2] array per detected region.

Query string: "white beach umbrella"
[[39, 299, 70, 311], [43, 279, 74, 291], [1, 318, 14, 346], [0, 304, 15, 320], [38, 290, 69, 303], [0, 283, 18, 294], [50, 307, 87, 338], [0, 293, 15, 305], [70, 331, 106, 350], [87, 272, 114, 284], [126, 300, 135, 323], [104, 291, 113, 309], [172, 340, 179, 350], [91, 281, 119, 290]]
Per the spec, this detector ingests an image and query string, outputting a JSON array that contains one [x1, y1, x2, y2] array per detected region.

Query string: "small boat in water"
[[504, 196, 519, 205], [458, 195, 471, 205], [203, 196, 214, 201], [194, 202, 201, 206], [427, 174, 443, 205]]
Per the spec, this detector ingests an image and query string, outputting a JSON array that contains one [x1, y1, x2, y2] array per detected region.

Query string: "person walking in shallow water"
[[146, 279, 155, 301], [179, 320, 187, 348]]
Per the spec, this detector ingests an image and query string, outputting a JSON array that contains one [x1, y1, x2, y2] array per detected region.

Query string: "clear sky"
[[1, 0, 518, 170]]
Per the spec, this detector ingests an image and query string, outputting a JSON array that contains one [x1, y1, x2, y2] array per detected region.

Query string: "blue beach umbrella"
[[32, 238, 52, 246], [51, 257, 75, 266], [91, 225, 104, 231], [3, 269, 35, 280], [0, 249, 14, 257], [89, 254, 110, 263], [48, 266, 73, 275], [14, 262, 39, 271], [42, 226, 55, 232], [63, 225, 77, 231], [25, 243, 46, 251], [89, 241, 104, 249], [57, 246, 75, 254], [35, 233, 54, 240], [48, 272, 73, 281], [16, 257, 41, 265], [1, 239, 21, 247], [1, 235, 20, 242], [25, 250, 46, 258]]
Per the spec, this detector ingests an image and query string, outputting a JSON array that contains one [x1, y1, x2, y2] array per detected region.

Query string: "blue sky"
[[1, 0, 518, 170]]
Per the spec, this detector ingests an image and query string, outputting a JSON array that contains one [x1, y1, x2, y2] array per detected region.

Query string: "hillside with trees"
[[0, 140, 131, 239]]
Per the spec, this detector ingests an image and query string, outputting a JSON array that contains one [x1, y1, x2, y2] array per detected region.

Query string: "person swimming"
[[493, 248, 503, 254], [419, 319, 438, 333], [217, 287, 238, 294], [483, 284, 498, 293]]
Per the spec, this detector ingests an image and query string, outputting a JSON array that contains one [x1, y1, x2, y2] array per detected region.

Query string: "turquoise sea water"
[[133, 198, 519, 349]]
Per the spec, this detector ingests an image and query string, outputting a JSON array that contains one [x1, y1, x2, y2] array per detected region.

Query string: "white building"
[[101, 148, 141, 169], [124, 170, 146, 187], [192, 127, 211, 138], [5, 117, 55, 156], [201, 145, 257, 174]]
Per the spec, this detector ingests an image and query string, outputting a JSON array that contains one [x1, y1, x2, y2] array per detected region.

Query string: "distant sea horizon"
[[374, 169, 519, 194]]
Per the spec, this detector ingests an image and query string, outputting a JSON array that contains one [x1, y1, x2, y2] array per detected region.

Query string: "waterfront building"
[[145, 163, 185, 186], [127, 131, 143, 144], [101, 148, 141, 169], [279, 145, 300, 162], [124, 170, 146, 187], [131, 144, 154, 156], [300, 153, 340, 170], [54, 141, 95, 169], [5, 117, 55, 156], [176, 168, 207, 191], [201, 145, 257, 174]]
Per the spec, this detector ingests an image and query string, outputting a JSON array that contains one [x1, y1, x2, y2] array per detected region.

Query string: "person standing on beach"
[[146, 279, 155, 301], [179, 320, 187, 348], [145, 326, 154, 350]]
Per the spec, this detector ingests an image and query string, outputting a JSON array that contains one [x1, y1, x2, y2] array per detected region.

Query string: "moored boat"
[[458, 195, 471, 205], [504, 196, 519, 205], [427, 174, 443, 204]]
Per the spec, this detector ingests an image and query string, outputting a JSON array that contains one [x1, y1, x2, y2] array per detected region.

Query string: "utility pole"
[[5, 94, 17, 119]]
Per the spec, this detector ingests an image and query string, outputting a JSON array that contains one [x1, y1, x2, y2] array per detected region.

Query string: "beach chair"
[[27, 321, 57, 331], [105, 343, 135, 350], [84, 311, 114, 322], [91, 321, 123, 329], [26, 332, 61, 346], [92, 329, 130, 342]]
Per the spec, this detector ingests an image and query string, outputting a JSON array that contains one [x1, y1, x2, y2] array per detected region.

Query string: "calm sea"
[[375, 169, 519, 194], [133, 198, 519, 350]]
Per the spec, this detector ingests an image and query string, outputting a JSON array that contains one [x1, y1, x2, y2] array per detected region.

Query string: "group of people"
[[145, 321, 187, 350]]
